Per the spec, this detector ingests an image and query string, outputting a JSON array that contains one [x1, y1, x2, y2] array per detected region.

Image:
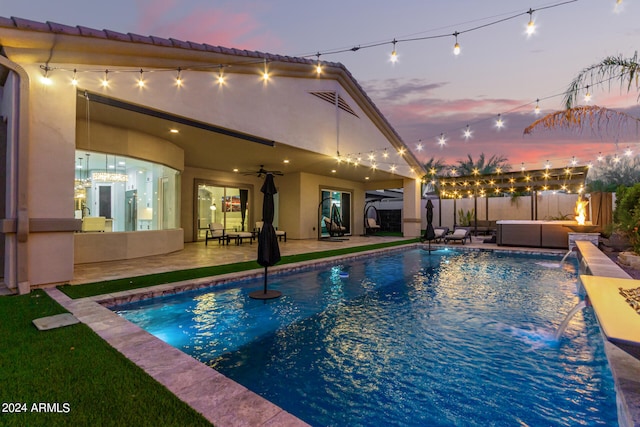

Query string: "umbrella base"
[[249, 289, 282, 300]]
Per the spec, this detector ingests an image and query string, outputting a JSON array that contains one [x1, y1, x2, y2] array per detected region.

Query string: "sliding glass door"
[[196, 183, 250, 240], [320, 189, 351, 237]]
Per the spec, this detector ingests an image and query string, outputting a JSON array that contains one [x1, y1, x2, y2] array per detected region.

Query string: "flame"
[[574, 197, 588, 225]]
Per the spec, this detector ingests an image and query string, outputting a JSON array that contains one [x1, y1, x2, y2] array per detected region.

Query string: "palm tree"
[[422, 156, 448, 177], [564, 51, 640, 109], [525, 52, 640, 136], [455, 153, 511, 176]]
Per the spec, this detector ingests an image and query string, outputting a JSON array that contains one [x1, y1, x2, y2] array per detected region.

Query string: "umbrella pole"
[[263, 266, 268, 294]]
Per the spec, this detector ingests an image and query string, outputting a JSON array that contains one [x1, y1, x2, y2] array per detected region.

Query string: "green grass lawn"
[[0, 290, 213, 427], [59, 238, 419, 299]]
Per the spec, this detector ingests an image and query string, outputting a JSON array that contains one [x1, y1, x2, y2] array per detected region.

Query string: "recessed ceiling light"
[[283, 159, 290, 164], [331, 169, 336, 173], [365, 177, 370, 180], [233, 168, 239, 173], [169, 128, 179, 134]]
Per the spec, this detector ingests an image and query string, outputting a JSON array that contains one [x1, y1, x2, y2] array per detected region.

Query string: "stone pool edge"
[[575, 241, 640, 427]]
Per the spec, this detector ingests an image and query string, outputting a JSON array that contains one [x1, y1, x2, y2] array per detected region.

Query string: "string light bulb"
[[625, 146, 633, 157], [40, 66, 52, 85], [463, 124, 472, 140], [597, 152, 604, 162], [137, 69, 145, 88], [437, 133, 447, 147], [101, 70, 109, 88], [390, 39, 398, 63], [453, 32, 461, 55], [175, 68, 183, 87], [526, 8, 536, 36], [71, 69, 78, 86], [534, 99, 540, 115], [495, 114, 504, 129], [584, 85, 591, 103], [217, 65, 225, 85], [262, 59, 270, 81], [315, 53, 322, 75]]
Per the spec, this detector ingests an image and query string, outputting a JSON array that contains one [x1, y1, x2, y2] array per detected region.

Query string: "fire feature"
[[575, 196, 588, 225]]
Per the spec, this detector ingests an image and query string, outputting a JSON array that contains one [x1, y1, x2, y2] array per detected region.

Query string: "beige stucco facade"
[[0, 17, 425, 292]]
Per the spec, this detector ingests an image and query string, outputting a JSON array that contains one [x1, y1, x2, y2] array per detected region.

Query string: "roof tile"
[[77, 25, 107, 38], [169, 38, 190, 49], [150, 36, 172, 47], [13, 17, 50, 31], [104, 29, 130, 42], [47, 21, 81, 35], [128, 32, 153, 44]]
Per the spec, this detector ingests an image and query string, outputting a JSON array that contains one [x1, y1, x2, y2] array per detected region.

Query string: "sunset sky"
[[3, 0, 639, 170]]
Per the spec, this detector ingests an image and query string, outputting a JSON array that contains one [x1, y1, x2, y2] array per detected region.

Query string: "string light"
[[526, 8, 536, 36], [495, 114, 504, 129], [463, 125, 472, 140], [217, 65, 225, 85], [416, 142, 423, 152], [437, 133, 447, 147], [262, 59, 270, 81], [544, 160, 551, 169], [584, 85, 591, 103], [390, 39, 398, 63], [175, 68, 183, 87], [534, 99, 540, 115], [315, 53, 322, 75], [452, 31, 461, 55], [570, 156, 578, 166], [101, 70, 109, 88], [521, 162, 526, 171], [40, 65, 52, 85], [71, 69, 78, 86], [625, 146, 633, 156], [137, 69, 145, 88]]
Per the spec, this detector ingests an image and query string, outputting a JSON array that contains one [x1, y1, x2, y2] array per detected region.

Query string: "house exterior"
[[0, 17, 425, 293]]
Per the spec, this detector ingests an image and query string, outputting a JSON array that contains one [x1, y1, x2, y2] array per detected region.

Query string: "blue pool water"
[[115, 249, 617, 426]]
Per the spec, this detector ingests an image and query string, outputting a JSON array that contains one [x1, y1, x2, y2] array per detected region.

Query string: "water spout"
[[560, 250, 574, 264], [554, 301, 587, 340]]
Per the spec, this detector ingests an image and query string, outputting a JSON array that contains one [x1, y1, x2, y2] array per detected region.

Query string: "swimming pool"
[[115, 248, 617, 426]]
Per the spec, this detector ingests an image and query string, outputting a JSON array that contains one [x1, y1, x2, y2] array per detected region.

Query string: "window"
[[74, 150, 179, 231]]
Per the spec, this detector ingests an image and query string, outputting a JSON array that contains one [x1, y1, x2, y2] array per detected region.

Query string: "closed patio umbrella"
[[422, 199, 436, 253], [249, 173, 282, 300]]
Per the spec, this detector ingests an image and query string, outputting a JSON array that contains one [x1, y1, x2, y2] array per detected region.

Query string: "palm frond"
[[523, 105, 640, 137], [563, 52, 640, 109]]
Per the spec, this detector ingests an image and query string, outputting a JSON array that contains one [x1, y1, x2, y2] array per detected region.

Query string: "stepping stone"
[[32, 313, 80, 331]]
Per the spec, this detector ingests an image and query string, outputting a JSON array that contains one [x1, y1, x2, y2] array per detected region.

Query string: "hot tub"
[[496, 220, 585, 249]]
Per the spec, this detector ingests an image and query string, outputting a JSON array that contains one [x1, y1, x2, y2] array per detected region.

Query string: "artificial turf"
[[58, 238, 419, 299], [0, 290, 213, 427]]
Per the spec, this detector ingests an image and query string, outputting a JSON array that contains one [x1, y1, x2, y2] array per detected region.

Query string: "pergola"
[[425, 166, 590, 225]]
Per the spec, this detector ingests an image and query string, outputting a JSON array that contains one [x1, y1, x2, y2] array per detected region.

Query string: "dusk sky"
[[2, 0, 639, 170]]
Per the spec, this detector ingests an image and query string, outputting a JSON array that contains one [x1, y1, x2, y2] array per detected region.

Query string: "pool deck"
[[44, 235, 640, 426]]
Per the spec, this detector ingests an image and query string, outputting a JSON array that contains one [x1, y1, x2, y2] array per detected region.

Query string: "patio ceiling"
[[76, 92, 408, 185]]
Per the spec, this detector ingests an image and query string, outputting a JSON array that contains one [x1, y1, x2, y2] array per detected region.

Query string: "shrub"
[[613, 183, 640, 253]]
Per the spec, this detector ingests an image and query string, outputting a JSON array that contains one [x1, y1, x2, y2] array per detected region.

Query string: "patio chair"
[[323, 216, 346, 237], [205, 222, 226, 245], [444, 227, 471, 245], [365, 217, 382, 234], [255, 221, 287, 242]]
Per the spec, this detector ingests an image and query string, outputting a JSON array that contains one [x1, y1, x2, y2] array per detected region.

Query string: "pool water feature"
[[115, 249, 617, 426]]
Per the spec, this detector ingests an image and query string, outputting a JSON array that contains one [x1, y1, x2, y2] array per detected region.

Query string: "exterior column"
[[402, 178, 422, 237]]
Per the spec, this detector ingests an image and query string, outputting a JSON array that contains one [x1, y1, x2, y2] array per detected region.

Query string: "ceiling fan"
[[242, 165, 284, 177]]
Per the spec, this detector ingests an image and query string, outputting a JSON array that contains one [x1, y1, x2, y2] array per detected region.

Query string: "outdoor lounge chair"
[[444, 227, 471, 245], [255, 221, 287, 242], [205, 222, 226, 245], [226, 231, 254, 245], [433, 227, 449, 243], [365, 217, 382, 234]]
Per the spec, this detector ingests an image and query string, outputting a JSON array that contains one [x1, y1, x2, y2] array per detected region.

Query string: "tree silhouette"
[[455, 153, 511, 176]]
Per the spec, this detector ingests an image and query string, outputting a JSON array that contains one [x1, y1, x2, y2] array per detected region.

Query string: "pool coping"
[[45, 242, 638, 426]]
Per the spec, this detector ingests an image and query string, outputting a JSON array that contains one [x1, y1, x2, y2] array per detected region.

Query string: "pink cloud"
[[133, 0, 282, 51]]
